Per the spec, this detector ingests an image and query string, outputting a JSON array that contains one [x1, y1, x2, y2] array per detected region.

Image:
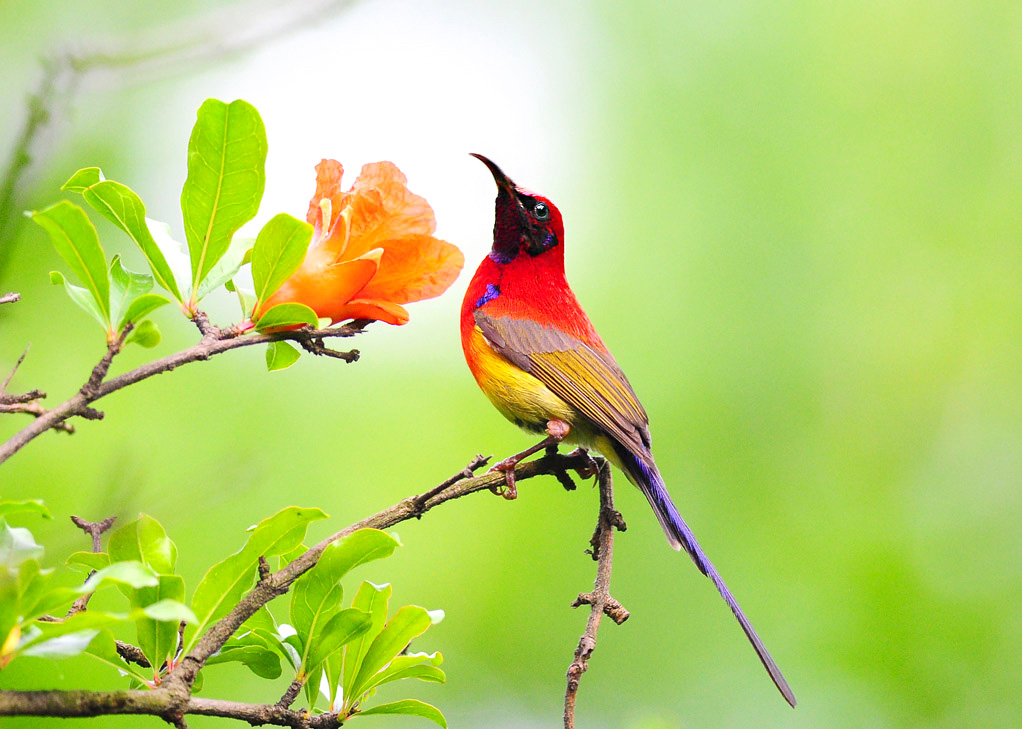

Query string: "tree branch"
[[0, 448, 600, 725], [0, 319, 369, 467], [0, 292, 20, 305], [66, 515, 117, 617], [563, 460, 629, 729]]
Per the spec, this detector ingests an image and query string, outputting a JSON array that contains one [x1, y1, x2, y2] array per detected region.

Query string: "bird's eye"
[[533, 202, 550, 221]]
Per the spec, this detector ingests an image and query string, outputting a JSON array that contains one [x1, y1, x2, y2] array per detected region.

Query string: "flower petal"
[[356, 235, 464, 304], [307, 159, 345, 230], [342, 162, 436, 259], [333, 298, 410, 326], [260, 247, 379, 321]]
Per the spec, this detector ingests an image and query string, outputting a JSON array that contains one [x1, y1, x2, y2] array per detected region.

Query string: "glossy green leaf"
[[359, 654, 445, 695], [50, 271, 107, 329], [108, 514, 177, 575], [206, 643, 282, 679], [141, 597, 196, 623], [355, 699, 447, 728], [120, 293, 170, 330], [291, 531, 399, 674], [126, 319, 162, 348], [71, 174, 183, 300], [61, 167, 102, 193], [255, 302, 318, 331], [303, 665, 324, 710], [351, 606, 433, 698], [81, 560, 159, 592], [0, 517, 44, 568], [109, 256, 154, 328], [16, 611, 129, 657], [17, 563, 61, 621], [132, 575, 188, 672], [181, 98, 266, 293], [32, 200, 110, 324], [66, 551, 110, 573], [341, 581, 392, 703], [266, 341, 300, 371], [195, 236, 253, 300], [185, 506, 327, 654], [252, 213, 313, 306], [0, 500, 51, 519]]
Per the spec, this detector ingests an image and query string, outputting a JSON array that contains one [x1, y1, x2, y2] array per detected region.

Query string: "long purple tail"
[[618, 445, 797, 707]]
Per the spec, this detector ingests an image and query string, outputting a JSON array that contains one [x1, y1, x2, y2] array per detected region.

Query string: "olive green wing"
[[475, 311, 651, 457]]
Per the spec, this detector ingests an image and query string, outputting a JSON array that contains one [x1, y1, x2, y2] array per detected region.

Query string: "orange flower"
[[261, 159, 463, 325]]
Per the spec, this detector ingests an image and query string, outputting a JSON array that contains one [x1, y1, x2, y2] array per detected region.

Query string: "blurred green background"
[[2, 0, 1021, 727]]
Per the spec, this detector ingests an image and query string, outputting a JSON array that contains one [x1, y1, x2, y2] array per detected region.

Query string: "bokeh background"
[[2, 1, 1021, 727]]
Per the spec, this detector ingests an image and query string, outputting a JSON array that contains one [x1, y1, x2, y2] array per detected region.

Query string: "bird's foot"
[[567, 447, 601, 480], [490, 458, 520, 500], [489, 420, 571, 500]]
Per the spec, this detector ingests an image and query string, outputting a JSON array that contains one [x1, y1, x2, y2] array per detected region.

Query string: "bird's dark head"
[[471, 153, 563, 264]]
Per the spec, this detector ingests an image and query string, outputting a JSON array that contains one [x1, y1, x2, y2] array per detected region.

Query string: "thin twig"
[[0, 292, 20, 305], [0, 319, 369, 467], [412, 453, 491, 513], [1, 345, 29, 395], [115, 642, 152, 669], [66, 515, 117, 617], [563, 461, 629, 729]]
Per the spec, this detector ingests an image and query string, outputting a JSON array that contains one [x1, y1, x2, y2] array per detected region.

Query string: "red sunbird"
[[460, 153, 796, 707]]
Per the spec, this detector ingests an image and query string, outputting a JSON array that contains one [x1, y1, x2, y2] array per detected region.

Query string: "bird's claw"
[[567, 447, 601, 480], [490, 458, 519, 500]]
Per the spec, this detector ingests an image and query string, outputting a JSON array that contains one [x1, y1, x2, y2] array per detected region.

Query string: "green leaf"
[[358, 654, 445, 696], [141, 597, 196, 623], [355, 699, 447, 728], [32, 201, 110, 325], [302, 606, 363, 677], [252, 213, 313, 306], [120, 293, 170, 329], [17, 563, 61, 621], [0, 517, 44, 568], [50, 271, 108, 329], [206, 643, 282, 679], [266, 341, 301, 371], [133, 576, 188, 672], [16, 611, 129, 657], [185, 506, 327, 654], [126, 319, 162, 348], [341, 582, 392, 703], [0, 499, 51, 519], [195, 236, 253, 300], [351, 606, 433, 699], [66, 551, 110, 573], [109, 256, 154, 328], [81, 560, 159, 592], [291, 531, 399, 674], [181, 98, 267, 294], [109, 514, 177, 575], [255, 302, 318, 331], [61, 167, 102, 193], [73, 175, 183, 300]]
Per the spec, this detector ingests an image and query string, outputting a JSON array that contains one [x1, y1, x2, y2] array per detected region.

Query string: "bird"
[[460, 153, 796, 707]]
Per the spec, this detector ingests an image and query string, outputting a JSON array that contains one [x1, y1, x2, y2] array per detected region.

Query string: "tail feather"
[[619, 446, 797, 708]]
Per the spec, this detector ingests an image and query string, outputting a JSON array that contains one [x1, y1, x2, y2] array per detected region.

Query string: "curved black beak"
[[470, 153, 516, 194]]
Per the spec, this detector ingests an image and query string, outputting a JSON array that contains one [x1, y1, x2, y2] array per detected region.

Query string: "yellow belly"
[[467, 325, 580, 436]]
